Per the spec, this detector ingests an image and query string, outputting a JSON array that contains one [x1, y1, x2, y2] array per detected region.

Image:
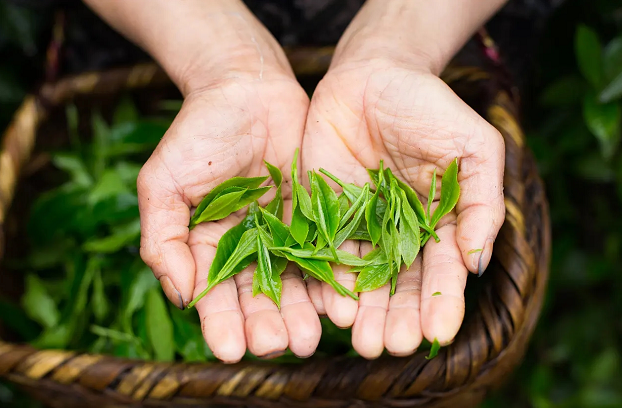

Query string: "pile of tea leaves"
[[188, 150, 460, 309]]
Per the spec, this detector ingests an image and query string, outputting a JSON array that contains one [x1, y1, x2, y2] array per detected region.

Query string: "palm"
[[302, 63, 505, 358], [138, 76, 321, 362]]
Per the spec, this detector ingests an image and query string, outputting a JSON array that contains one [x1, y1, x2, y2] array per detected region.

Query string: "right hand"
[[137, 61, 320, 362]]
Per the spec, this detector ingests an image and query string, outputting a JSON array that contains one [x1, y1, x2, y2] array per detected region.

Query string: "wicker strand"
[[0, 43, 550, 408]]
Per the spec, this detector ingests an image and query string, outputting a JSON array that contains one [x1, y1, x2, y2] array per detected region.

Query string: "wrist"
[[84, 0, 295, 96], [330, 0, 508, 76]]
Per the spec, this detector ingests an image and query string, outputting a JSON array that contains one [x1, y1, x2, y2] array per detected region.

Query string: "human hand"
[[87, 0, 323, 362], [302, 40, 505, 359]]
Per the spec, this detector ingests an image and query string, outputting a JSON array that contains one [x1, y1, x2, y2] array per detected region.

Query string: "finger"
[[306, 277, 326, 315], [138, 158, 194, 308], [421, 223, 468, 345], [190, 223, 246, 363], [321, 240, 360, 328], [280, 264, 322, 358], [384, 255, 423, 357], [455, 123, 505, 275], [351, 242, 390, 359], [235, 268, 289, 358]]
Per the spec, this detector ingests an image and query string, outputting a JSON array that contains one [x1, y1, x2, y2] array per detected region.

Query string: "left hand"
[[302, 55, 505, 358]]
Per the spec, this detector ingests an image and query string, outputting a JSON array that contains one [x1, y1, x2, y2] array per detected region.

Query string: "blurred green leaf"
[[122, 262, 158, 328], [582, 92, 621, 158], [599, 72, 622, 103], [92, 269, 109, 323], [539, 75, 588, 107], [0, 299, 39, 341], [576, 25, 603, 88], [82, 219, 141, 253], [91, 112, 110, 178], [113, 96, 139, 125], [145, 287, 175, 361], [0, 2, 40, 55], [21, 275, 60, 329], [52, 153, 93, 187], [170, 307, 213, 362], [603, 36, 622, 82], [88, 169, 130, 205]]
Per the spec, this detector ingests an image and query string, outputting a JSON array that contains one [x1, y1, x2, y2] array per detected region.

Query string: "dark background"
[[0, 0, 621, 406]]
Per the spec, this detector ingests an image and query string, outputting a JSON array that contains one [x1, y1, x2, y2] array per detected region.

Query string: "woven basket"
[[0, 39, 550, 408]]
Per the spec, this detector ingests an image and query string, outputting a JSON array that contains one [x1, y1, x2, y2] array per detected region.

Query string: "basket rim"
[[0, 41, 551, 407]]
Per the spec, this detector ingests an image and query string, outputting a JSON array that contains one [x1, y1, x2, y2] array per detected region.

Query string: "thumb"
[[137, 157, 195, 309], [455, 123, 506, 276]]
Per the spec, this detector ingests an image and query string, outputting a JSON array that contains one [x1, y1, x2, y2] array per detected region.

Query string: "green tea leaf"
[[215, 227, 259, 283], [338, 193, 350, 224], [188, 218, 256, 308], [191, 188, 248, 225], [338, 183, 369, 230], [425, 338, 441, 360], [354, 262, 391, 292], [335, 185, 369, 248], [282, 254, 358, 300], [191, 176, 268, 224], [427, 168, 437, 220], [430, 159, 460, 228], [264, 161, 284, 220], [467, 248, 483, 255], [575, 24, 603, 88], [270, 246, 369, 266], [390, 173, 426, 224], [290, 152, 312, 246], [399, 189, 421, 268], [256, 233, 282, 308], [191, 186, 272, 226], [296, 184, 313, 219], [310, 172, 340, 260], [260, 208, 290, 247], [290, 205, 310, 247], [348, 219, 372, 242], [432, 292, 442, 296], [145, 287, 175, 361], [366, 188, 382, 247], [22, 274, 60, 329], [319, 168, 365, 202]]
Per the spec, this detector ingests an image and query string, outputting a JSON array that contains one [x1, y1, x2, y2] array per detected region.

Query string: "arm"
[[301, 0, 508, 358], [332, 0, 508, 75], [83, 0, 293, 95]]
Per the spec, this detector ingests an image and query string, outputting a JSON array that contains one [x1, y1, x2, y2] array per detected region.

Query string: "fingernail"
[[294, 351, 315, 359], [478, 239, 494, 277], [388, 349, 418, 358], [159, 276, 184, 309], [258, 350, 286, 360]]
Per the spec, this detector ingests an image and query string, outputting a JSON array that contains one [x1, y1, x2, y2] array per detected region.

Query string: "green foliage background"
[[1, 0, 621, 407]]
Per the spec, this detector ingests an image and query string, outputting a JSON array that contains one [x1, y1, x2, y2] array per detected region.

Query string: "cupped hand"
[[302, 58, 505, 358], [137, 73, 321, 363]]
